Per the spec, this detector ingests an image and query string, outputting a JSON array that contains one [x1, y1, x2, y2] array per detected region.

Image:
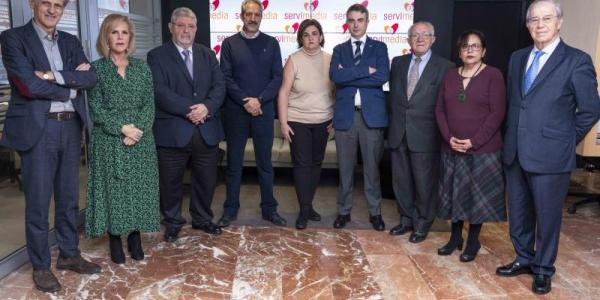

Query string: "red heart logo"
[[292, 23, 300, 33], [312, 0, 319, 10], [342, 23, 348, 33], [361, 1, 369, 7], [391, 23, 399, 33], [213, 45, 221, 55], [262, 0, 269, 10], [212, 0, 220, 10]]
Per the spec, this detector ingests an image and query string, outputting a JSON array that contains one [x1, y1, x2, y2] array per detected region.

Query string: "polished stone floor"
[[1, 170, 600, 299]]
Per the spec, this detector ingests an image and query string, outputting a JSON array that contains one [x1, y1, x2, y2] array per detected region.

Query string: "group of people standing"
[[0, 0, 598, 296]]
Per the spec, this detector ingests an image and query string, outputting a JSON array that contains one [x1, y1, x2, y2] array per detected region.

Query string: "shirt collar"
[[350, 34, 367, 45], [412, 49, 432, 62], [32, 19, 58, 42], [240, 30, 261, 39], [173, 41, 193, 55], [533, 37, 560, 56]]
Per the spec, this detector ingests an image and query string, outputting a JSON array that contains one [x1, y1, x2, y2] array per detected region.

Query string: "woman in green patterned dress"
[[85, 14, 159, 264]]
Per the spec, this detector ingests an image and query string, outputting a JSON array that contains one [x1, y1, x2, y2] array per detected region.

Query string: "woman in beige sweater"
[[277, 19, 335, 229]]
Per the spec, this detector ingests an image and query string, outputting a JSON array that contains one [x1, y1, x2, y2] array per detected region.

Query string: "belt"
[[47, 112, 77, 121], [354, 106, 362, 111]]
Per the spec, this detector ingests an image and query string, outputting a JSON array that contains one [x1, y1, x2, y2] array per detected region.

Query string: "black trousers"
[[157, 130, 219, 230], [288, 120, 330, 216]]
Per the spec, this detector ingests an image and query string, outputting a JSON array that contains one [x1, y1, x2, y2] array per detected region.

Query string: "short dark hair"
[[456, 29, 487, 54], [346, 4, 369, 21], [296, 19, 325, 48]]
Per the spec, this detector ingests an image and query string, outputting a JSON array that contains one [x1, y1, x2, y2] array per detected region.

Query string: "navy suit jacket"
[[147, 41, 225, 147], [0, 21, 96, 151], [329, 37, 390, 130], [503, 40, 600, 173]]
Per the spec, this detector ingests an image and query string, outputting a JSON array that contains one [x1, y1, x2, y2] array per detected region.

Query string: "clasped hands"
[[122, 124, 143, 146], [243, 97, 262, 117], [449, 137, 473, 153], [34, 63, 91, 81], [187, 103, 208, 125]]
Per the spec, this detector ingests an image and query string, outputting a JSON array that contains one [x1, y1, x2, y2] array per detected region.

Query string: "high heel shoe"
[[127, 231, 144, 261], [437, 238, 464, 256], [459, 244, 481, 262], [109, 234, 125, 264]]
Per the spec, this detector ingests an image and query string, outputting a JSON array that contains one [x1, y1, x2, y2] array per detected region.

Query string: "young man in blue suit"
[[329, 4, 390, 231], [147, 7, 225, 242], [496, 0, 600, 294], [0, 0, 101, 292]]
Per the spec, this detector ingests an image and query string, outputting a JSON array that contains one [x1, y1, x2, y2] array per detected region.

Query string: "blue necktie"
[[182, 49, 193, 79], [524, 50, 544, 94], [354, 41, 362, 66]]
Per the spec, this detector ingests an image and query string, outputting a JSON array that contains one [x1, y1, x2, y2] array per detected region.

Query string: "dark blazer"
[[388, 53, 454, 152], [503, 41, 600, 173], [0, 21, 96, 151], [147, 41, 225, 148], [329, 37, 389, 130]]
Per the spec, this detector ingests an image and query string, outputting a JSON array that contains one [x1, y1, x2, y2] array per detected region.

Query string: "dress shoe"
[[437, 238, 464, 256], [32, 270, 61, 293], [295, 216, 308, 230], [127, 231, 144, 261], [409, 231, 427, 243], [56, 255, 101, 274], [496, 261, 533, 277], [109, 234, 125, 264], [192, 222, 222, 235], [459, 245, 480, 262], [164, 227, 179, 243], [532, 274, 551, 294], [333, 214, 351, 229], [217, 214, 237, 228], [389, 224, 413, 236], [369, 215, 385, 231], [308, 208, 321, 222], [263, 211, 287, 226]]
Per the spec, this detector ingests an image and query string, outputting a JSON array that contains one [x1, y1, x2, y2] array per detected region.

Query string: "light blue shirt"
[[408, 49, 432, 80], [526, 36, 561, 71]]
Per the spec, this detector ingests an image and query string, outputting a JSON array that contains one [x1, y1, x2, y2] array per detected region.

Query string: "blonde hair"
[[96, 14, 136, 58]]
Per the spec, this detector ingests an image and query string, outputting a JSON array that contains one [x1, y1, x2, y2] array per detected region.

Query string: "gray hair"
[[170, 7, 197, 24], [408, 21, 435, 37], [526, 0, 563, 21], [241, 0, 263, 15], [29, 0, 70, 7]]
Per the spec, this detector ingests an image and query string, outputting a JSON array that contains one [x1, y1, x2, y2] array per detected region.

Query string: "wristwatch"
[[42, 72, 50, 80]]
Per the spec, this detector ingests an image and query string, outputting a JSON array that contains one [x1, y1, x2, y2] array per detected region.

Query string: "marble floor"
[[1, 170, 600, 299]]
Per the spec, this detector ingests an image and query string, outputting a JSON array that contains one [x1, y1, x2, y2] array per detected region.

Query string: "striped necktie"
[[182, 49, 193, 79], [354, 41, 362, 66], [524, 50, 544, 94], [407, 56, 421, 99]]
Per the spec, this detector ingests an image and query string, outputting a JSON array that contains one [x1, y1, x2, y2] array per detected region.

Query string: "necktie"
[[407, 56, 421, 99], [182, 49, 193, 79], [524, 50, 544, 94], [354, 41, 362, 66]]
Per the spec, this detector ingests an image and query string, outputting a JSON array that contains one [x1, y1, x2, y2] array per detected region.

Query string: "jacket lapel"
[[57, 32, 69, 69], [24, 21, 51, 71], [168, 41, 193, 85], [526, 41, 565, 95], [362, 37, 374, 61], [410, 54, 437, 101], [399, 55, 410, 101]]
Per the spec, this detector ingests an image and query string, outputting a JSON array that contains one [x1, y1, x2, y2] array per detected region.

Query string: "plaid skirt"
[[438, 151, 507, 223]]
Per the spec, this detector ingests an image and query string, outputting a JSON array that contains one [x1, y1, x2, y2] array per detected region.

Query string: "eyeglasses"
[[526, 15, 558, 25], [174, 23, 196, 30], [409, 33, 433, 40], [461, 43, 482, 51]]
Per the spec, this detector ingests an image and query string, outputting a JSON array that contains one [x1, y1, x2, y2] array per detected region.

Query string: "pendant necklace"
[[458, 62, 483, 102]]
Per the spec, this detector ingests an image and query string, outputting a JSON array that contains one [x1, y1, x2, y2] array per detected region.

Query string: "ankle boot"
[[438, 221, 464, 255], [460, 223, 482, 262], [127, 231, 144, 261], [109, 234, 125, 264]]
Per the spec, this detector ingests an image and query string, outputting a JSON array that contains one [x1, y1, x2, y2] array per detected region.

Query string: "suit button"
[[193, 93, 197, 96]]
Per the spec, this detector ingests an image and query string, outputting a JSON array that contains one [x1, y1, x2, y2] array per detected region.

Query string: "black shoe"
[[56, 255, 101, 274], [295, 216, 308, 230], [127, 231, 144, 261], [459, 245, 480, 262], [217, 214, 237, 228], [164, 227, 179, 243], [437, 238, 464, 256], [333, 214, 351, 229], [496, 261, 533, 277], [263, 211, 287, 226], [192, 222, 222, 235], [389, 224, 413, 236], [109, 234, 125, 264], [32, 270, 61, 293], [532, 274, 551, 294], [369, 215, 385, 231], [409, 231, 427, 243], [308, 208, 321, 222]]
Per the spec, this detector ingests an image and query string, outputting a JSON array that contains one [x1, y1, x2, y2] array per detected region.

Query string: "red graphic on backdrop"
[[213, 45, 221, 55], [342, 23, 348, 33], [361, 1, 369, 7], [211, 0, 220, 11], [262, 0, 269, 10], [384, 23, 399, 34], [285, 23, 300, 33], [303, 1, 318, 11], [404, 1, 414, 12]]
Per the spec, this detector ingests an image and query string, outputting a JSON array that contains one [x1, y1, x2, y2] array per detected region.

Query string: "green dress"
[[85, 57, 160, 238]]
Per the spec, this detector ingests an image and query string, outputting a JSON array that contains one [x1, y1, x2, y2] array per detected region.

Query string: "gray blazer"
[[387, 53, 454, 152]]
